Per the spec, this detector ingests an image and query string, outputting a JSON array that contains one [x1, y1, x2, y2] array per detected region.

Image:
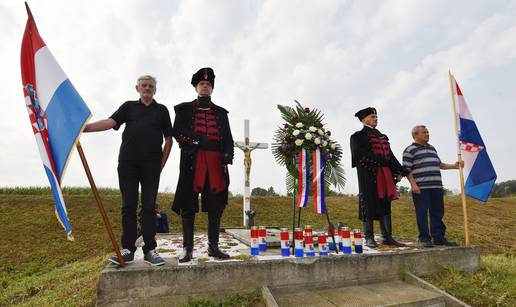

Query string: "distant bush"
[[491, 180, 516, 198], [251, 186, 278, 196], [397, 186, 455, 196]]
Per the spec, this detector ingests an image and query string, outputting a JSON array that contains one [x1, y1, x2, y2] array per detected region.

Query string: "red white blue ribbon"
[[296, 148, 309, 208], [312, 148, 326, 214]]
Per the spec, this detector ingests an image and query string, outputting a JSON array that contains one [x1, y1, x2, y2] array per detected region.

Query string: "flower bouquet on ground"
[[272, 100, 345, 213]]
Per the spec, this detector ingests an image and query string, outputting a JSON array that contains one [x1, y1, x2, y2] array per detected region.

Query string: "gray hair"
[[412, 125, 427, 137], [137, 75, 157, 85]]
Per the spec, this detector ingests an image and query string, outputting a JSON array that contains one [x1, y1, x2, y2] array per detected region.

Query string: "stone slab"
[[272, 280, 445, 307], [403, 272, 470, 307], [96, 245, 480, 306], [224, 227, 414, 250], [225, 227, 284, 247]]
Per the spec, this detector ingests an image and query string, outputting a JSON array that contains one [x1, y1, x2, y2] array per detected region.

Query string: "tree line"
[[491, 180, 516, 198], [250, 180, 516, 197], [251, 185, 343, 196], [394, 180, 516, 198]]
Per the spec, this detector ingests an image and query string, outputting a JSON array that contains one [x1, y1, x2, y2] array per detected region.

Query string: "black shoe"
[[180, 214, 195, 263], [379, 215, 405, 247], [207, 212, 229, 259], [420, 241, 434, 248], [434, 239, 458, 246], [382, 237, 406, 247], [363, 220, 376, 248], [208, 245, 230, 259], [179, 247, 193, 263], [109, 249, 134, 265], [365, 237, 378, 248], [144, 250, 165, 266]]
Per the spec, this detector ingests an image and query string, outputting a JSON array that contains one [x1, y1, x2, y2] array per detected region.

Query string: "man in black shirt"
[[84, 75, 173, 266]]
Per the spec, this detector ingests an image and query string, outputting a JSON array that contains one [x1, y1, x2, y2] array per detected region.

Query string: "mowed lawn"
[[0, 191, 515, 306]]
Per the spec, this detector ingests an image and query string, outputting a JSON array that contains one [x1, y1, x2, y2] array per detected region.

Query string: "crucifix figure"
[[235, 120, 268, 226]]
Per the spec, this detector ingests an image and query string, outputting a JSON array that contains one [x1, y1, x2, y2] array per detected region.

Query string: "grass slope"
[[1, 192, 515, 306]]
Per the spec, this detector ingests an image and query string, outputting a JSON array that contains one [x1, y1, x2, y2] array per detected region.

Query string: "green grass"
[[0, 191, 515, 306], [185, 288, 263, 307], [1, 256, 105, 306], [427, 254, 516, 306], [0, 186, 121, 196]]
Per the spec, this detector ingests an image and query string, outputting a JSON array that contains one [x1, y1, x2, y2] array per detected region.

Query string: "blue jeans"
[[412, 188, 446, 243]]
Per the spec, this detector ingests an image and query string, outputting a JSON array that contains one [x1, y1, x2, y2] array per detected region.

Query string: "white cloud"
[[1, 0, 515, 200]]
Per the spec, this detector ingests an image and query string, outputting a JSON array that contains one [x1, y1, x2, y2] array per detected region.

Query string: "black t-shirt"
[[110, 99, 173, 161]]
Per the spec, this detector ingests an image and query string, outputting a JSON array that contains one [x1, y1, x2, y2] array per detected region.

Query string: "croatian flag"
[[312, 149, 326, 214], [451, 75, 496, 202], [21, 12, 91, 240], [296, 149, 309, 208]]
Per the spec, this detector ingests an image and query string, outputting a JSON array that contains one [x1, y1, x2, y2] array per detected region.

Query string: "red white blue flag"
[[312, 149, 326, 214], [296, 149, 309, 208], [21, 13, 91, 240], [451, 75, 496, 202]]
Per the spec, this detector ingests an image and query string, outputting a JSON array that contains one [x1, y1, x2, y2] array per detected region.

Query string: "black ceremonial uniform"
[[172, 100, 234, 214], [350, 107, 406, 248], [350, 126, 404, 221], [173, 67, 234, 262]]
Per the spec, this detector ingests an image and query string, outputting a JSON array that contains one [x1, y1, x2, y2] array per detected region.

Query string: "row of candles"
[[249, 225, 363, 257]]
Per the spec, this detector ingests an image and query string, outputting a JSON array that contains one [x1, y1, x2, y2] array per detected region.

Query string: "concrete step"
[[96, 245, 478, 306], [270, 280, 446, 307]]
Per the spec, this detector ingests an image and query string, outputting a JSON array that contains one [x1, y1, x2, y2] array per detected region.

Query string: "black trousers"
[[181, 179, 225, 247], [118, 159, 161, 254], [181, 208, 223, 222]]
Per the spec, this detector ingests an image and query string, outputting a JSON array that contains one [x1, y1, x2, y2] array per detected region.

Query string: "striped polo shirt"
[[402, 143, 442, 189]]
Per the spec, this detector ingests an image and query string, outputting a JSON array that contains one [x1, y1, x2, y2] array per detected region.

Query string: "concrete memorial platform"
[[97, 232, 478, 306]]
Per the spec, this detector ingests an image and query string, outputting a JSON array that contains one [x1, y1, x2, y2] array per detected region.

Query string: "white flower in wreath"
[[295, 122, 304, 128], [292, 129, 300, 136], [330, 143, 336, 150], [309, 126, 317, 132], [305, 133, 313, 140], [318, 129, 324, 135], [295, 139, 304, 146], [323, 140, 328, 147], [314, 138, 321, 145]]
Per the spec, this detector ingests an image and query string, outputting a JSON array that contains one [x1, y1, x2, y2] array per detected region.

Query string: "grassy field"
[[0, 189, 515, 306]]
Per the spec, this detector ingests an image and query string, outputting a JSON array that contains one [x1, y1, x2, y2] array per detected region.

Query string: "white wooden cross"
[[234, 120, 268, 227]]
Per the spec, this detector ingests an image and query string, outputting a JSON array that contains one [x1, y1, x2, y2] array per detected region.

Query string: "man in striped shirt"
[[403, 125, 461, 248]]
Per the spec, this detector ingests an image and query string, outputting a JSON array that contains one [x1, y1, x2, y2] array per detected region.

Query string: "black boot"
[[379, 215, 405, 247], [207, 213, 230, 259], [179, 215, 194, 263], [363, 220, 377, 248]]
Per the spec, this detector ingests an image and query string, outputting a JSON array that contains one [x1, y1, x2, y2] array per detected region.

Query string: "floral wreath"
[[272, 101, 345, 212]]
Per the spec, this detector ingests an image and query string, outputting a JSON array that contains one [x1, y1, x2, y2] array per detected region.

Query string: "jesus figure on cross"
[[234, 120, 268, 226]]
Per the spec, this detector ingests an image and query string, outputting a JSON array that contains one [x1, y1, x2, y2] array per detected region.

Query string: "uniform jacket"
[[172, 100, 234, 214], [350, 126, 406, 221]]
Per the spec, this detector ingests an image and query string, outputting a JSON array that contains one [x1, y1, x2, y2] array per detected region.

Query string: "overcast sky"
[[1, 0, 514, 197]]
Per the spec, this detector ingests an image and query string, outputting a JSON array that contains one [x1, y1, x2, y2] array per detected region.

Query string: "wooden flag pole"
[[24, 2, 36, 25], [448, 71, 470, 246], [76, 141, 125, 266]]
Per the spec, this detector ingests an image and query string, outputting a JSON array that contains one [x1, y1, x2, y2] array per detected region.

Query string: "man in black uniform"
[[84, 75, 173, 266], [172, 67, 234, 263], [350, 107, 406, 248]]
